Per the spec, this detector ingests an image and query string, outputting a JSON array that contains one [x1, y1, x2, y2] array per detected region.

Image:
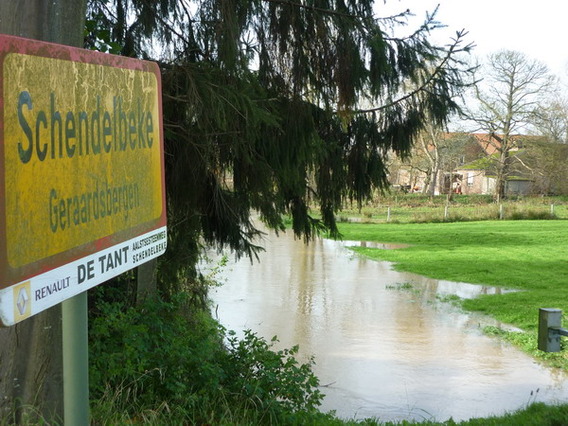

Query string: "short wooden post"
[[551, 204, 555, 216], [137, 258, 157, 305], [499, 204, 504, 220], [387, 207, 391, 222], [538, 308, 562, 352], [444, 204, 449, 221]]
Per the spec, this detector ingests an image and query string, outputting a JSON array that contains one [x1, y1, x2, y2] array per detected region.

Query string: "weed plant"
[[0, 405, 58, 425]]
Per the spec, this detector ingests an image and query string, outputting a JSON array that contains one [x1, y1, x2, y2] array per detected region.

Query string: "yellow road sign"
[[4, 53, 163, 268], [0, 35, 166, 325]]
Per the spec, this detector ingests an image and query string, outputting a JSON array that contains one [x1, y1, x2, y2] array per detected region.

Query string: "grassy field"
[[335, 217, 568, 370]]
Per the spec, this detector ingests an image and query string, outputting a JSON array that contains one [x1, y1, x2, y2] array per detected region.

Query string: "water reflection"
[[206, 230, 568, 422], [343, 240, 410, 250]]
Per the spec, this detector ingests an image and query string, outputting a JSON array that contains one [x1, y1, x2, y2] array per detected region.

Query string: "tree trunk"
[[0, 1, 86, 46], [0, 1, 87, 423], [426, 166, 439, 196], [495, 147, 511, 202], [0, 307, 64, 423], [418, 130, 440, 197]]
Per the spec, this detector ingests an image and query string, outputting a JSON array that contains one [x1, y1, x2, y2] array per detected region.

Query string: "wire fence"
[[338, 198, 568, 224]]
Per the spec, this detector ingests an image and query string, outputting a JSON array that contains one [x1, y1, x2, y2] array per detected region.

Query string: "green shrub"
[[451, 194, 494, 205], [508, 209, 556, 220], [222, 330, 323, 416], [89, 293, 225, 407], [89, 292, 324, 423]]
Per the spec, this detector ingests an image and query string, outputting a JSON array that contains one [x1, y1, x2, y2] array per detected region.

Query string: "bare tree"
[[467, 50, 556, 201], [416, 127, 472, 196], [531, 97, 568, 143], [523, 138, 568, 195], [418, 122, 443, 195]]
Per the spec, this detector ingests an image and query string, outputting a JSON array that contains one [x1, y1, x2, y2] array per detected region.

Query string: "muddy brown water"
[[205, 230, 568, 422]]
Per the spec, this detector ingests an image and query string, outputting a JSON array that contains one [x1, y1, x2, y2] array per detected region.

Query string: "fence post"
[[444, 204, 449, 221], [538, 308, 562, 352], [387, 206, 391, 222], [499, 204, 504, 220], [551, 204, 555, 216]]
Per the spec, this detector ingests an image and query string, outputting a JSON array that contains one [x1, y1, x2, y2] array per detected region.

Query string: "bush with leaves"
[[89, 291, 225, 408], [222, 330, 323, 416], [89, 290, 323, 422]]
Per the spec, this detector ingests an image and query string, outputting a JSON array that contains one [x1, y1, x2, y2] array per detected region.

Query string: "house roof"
[[470, 133, 500, 155], [468, 133, 548, 155], [417, 132, 543, 156]]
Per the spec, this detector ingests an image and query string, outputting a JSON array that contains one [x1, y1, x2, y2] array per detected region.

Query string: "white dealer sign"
[[2, 228, 167, 325]]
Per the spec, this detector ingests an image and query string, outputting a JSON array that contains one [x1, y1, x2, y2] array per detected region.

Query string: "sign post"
[[62, 292, 89, 424], [0, 34, 167, 423]]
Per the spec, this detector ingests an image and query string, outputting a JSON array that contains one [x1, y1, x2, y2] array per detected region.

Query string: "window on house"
[[467, 172, 474, 187]]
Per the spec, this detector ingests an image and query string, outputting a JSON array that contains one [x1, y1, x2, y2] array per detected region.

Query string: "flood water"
[[206, 230, 568, 422]]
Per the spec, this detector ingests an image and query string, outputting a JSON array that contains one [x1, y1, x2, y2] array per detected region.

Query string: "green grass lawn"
[[335, 220, 568, 369]]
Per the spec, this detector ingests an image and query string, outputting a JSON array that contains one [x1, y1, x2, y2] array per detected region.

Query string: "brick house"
[[389, 133, 536, 196], [454, 134, 536, 196]]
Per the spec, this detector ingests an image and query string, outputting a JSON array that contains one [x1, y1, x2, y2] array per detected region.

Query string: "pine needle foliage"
[[86, 0, 475, 292]]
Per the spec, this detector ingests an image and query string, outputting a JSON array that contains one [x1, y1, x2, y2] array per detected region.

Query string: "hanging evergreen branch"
[[262, 0, 363, 19], [86, 0, 476, 291], [356, 29, 474, 115]]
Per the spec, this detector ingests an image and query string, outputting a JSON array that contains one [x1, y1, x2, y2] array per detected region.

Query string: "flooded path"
[[206, 231, 568, 422]]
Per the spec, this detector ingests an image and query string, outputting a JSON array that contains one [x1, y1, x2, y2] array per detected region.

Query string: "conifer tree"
[[86, 0, 474, 291]]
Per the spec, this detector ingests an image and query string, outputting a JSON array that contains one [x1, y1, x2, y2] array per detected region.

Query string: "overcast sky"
[[377, 0, 568, 79]]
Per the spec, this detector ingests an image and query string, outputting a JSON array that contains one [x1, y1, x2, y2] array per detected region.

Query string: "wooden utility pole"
[[0, 2, 87, 423]]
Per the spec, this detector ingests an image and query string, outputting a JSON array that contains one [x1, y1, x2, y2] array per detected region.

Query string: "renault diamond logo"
[[13, 282, 31, 321], [17, 287, 29, 315]]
